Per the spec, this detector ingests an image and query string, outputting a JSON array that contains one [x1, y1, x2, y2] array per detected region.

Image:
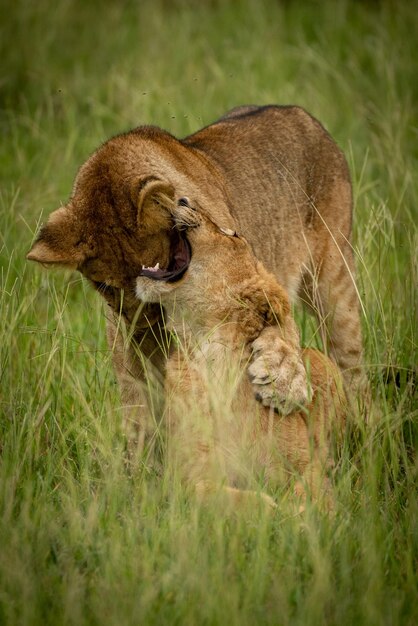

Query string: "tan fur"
[[135, 204, 346, 510], [27, 106, 362, 441]]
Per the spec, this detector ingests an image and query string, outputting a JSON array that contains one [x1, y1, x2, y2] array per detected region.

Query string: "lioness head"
[[134, 195, 250, 302], [27, 127, 235, 318]]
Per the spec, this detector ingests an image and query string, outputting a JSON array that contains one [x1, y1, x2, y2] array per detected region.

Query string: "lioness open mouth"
[[139, 229, 191, 283]]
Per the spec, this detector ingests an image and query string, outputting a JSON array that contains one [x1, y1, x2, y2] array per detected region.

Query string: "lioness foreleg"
[[106, 310, 168, 457]]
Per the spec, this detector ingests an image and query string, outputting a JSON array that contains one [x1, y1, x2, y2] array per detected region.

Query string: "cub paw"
[[248, 327, 309, 414]]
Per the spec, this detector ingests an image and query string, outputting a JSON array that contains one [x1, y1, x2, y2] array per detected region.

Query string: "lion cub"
[[135, 197, 346, 510]]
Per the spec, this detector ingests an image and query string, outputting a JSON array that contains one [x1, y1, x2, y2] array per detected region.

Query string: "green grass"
[[1, 0, 417, 624]]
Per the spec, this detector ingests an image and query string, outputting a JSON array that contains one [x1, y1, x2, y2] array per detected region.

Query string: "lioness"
[[27, 105, 362, 444], [135, 195, 346, 508]]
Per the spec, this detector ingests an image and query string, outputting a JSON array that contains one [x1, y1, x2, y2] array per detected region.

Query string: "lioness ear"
[[27, 206, 86, 268], [137, 179, 175, 233]]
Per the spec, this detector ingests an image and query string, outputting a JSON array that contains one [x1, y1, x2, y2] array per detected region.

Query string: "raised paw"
[[248, 327, 309, 414]]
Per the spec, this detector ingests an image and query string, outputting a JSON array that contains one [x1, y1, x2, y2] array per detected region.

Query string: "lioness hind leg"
[[318, 245, 363, 392], [301, 242, 364, 395]]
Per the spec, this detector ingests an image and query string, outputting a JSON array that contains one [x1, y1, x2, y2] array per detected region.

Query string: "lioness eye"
[[178, 197, 191, 208]]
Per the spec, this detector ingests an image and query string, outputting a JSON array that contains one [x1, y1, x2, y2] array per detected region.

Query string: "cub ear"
[[137, 179, 175, 233], [26, 206, 86, 268]]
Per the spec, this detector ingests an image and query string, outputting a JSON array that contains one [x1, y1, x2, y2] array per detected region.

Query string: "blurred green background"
[[0, 1, 417, 625]]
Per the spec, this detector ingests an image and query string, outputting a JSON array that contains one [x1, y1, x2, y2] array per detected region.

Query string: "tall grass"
[[1, 1, 416, 624]]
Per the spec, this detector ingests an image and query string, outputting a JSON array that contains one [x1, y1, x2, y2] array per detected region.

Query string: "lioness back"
[[184, 105, 362, 385], [185, 105, 349, 290]]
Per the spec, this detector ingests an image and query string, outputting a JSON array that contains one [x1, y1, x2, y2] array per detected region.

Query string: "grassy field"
[[1, 0, 417, 624]]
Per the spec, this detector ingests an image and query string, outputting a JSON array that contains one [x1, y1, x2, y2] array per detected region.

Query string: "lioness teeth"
[[142, 262, 160, 272]]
